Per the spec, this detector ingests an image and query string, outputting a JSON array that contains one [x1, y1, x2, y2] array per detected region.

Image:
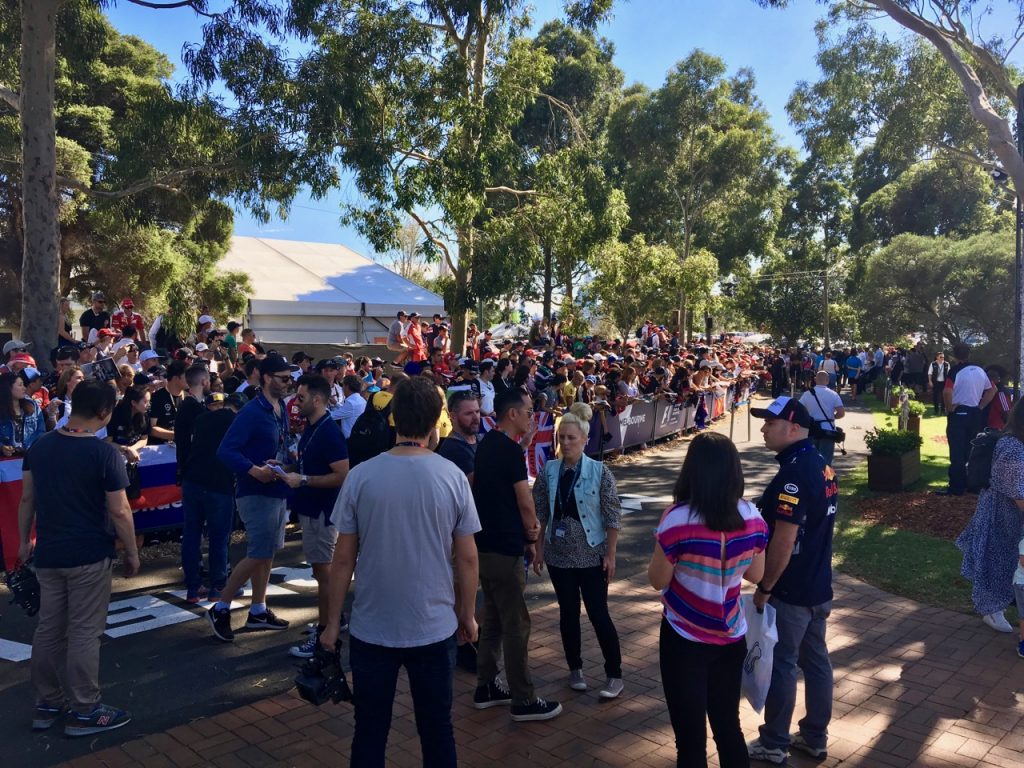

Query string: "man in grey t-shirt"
[[386, 310, 409, 364], [322, 377, 479, 767]]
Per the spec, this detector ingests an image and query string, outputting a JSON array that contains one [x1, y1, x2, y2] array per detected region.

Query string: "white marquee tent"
[[219, 236, 445, 345]]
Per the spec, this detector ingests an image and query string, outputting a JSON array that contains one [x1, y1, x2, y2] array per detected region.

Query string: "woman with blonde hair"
[[532, 401, 624, 698]]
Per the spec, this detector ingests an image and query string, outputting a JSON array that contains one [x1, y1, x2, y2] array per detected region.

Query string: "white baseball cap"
[[197, 314, 214, 326], [195, 342, 209, 352]]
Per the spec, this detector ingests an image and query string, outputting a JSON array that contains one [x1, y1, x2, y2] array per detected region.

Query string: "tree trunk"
[[19, 0, 60, 366], [542, 244, 552, 323], [450, 228, 472, 354]]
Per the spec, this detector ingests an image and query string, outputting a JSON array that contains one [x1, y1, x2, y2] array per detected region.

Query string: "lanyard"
[[555, 461, 581, 519], [298, 414, 331, 475]]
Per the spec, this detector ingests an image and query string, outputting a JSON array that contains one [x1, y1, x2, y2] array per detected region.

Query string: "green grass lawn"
[[832, 385, 978, 614]]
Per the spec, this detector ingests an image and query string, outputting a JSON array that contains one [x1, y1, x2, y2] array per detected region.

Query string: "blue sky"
[[100, 1, 918, 252]]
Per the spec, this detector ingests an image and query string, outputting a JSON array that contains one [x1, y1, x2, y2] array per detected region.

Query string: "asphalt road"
[[0, 395, 875, 768]]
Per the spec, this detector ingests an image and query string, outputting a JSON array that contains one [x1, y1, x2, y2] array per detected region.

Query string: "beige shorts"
[[300, 514, 338, 565]]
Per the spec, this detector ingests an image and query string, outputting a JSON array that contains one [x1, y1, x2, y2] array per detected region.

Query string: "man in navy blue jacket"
[[207, 354, 293, 642]]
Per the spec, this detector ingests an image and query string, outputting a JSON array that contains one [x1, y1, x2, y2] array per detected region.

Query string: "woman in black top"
[[106, 387, 150, 459]]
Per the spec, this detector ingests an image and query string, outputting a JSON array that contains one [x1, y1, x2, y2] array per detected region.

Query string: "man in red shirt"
[[111, 298, 145, 336]]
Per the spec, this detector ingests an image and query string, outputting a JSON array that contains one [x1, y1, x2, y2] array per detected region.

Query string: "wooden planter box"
[[907, 414, 921, 435], [888, 395, 900, 409], [867, 449, 921, 492]]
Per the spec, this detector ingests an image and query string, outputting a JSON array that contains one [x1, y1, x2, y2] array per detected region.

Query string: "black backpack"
[[346, 394, 395, 468], [966, 429, 1004, 493]]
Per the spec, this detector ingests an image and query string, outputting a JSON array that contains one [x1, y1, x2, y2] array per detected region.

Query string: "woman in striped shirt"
[[649, 432, 768, 768]]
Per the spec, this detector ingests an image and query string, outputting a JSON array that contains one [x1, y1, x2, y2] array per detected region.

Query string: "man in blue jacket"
[[207, 354, 293, 642]]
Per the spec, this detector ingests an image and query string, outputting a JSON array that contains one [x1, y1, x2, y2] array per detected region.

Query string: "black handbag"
[[125, 461, 142, 500], [809, 388, 846, 443]]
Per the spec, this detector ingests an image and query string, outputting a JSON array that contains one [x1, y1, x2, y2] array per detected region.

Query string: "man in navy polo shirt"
[[278, 374, 349, 658], [208, 354, 293, 642], [747, 396, 838, 765]]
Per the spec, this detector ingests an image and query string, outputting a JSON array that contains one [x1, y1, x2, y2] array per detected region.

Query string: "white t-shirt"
[[821, 358, 839, 375], [951, 364, 991, 408], [478, 378, 495, 416], [799, 386, 844, 431]]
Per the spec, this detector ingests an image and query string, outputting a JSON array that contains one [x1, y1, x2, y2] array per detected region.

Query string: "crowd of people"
[[4, 298, 1022, 766]]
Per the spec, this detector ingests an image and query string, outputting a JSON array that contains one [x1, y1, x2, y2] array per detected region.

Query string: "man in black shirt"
[[437, 390, 480, 483], [18, 380, 137, 736], [180, 394, 242, 603], [174, 364, 210, 478], [149, 360, 187, 445], [78, 291, 111, 343], [471, 389, 561, 721]]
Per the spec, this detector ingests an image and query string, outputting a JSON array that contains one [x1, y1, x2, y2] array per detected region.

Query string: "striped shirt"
[[656, 500, 769, 645]]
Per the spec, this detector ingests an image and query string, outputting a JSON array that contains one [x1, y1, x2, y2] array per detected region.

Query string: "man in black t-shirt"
[[78, 291, 111, 343], [438, 390, 480, 482], [174, 364, 210, 478], [149, 361, 187, 445], [471, 389, 561, 721], [18, 380, 137, 736]]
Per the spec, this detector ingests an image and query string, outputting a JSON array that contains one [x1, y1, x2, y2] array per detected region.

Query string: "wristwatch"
[[300, 475, 309, 487], [756, 582, 773, 596]]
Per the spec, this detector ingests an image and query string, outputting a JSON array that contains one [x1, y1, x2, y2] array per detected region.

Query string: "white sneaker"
[[598, 678, 624, 699], [568, 669, 587, 691], [982, 611, 1014, 633]]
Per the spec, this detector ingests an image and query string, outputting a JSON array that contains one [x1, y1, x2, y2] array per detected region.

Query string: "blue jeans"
[[759, 599, 833, 751], [349, 633, 457, 768], [181, 481, 234, 595]]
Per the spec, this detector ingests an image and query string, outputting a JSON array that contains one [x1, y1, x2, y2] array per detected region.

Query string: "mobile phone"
[[267, 464, 287, 477]]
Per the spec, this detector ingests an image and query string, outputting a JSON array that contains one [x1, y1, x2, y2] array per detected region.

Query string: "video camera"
[[294, 638, 352, 706], [5, 561, 40, 616]]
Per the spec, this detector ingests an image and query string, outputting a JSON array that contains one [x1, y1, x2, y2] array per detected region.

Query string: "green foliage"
[[864, 427, 923, 456], [0, 1, 249, 324], [590, 234, 680, 338], [607, 50, 788, 275], [858, 231, 1013, 367]]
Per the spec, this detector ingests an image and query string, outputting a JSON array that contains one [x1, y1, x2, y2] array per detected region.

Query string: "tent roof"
[[219, 236, 443, 313]]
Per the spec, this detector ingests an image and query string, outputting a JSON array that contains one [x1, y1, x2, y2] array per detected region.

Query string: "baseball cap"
[[8, 352, 36, 366], [317, 358, 340, 370], [291, 351, 313, 364], [225, 393, 247, 409], [197, 314, 215, 326], [19, 366, 42, 383], [259, 354, 291, 376], [148, 365, 168, 379], [121, 297, 134, 308], [90, 290, 106, 301], [97, 328, 118, 338], [204, 392, 226, 405], [3, 339, 30, 354], [750, 396, 812, 428], [139, 349, 163, 363], [195, 342, 209, 353], [461, 360, 479, 373], [133, 372, 156, 387]]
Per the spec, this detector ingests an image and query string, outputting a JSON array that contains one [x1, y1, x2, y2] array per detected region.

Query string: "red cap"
[[98, 328, 118, 338], [9, 353, 36, 366], [121, 298, 134, 308]]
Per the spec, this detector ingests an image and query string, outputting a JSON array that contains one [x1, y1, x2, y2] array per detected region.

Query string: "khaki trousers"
[[476, 552, 534, 705]]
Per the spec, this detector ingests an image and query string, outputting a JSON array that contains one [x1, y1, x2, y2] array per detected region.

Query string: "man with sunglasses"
[[208, 354, 294, 641], [471, 389, 561, 721], [78, 291, 110, 343]]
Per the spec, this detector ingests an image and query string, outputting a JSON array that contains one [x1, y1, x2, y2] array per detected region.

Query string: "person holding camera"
[[18, 379, 139, 737], [798, 371, 845, 465], [320, 376, 480, 767]]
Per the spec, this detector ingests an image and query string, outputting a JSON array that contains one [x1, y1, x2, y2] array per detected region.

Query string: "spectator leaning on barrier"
[[320, 375, 481, 768], [19, 379, 138, 737], [208, 354, 294, 642]]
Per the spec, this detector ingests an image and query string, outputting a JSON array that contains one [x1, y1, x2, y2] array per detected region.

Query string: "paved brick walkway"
[[60, 570, 1024, 768]]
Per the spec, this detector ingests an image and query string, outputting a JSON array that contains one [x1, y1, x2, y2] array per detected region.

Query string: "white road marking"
[[0, 638, 32, 662], [618, 494, 670, 514]]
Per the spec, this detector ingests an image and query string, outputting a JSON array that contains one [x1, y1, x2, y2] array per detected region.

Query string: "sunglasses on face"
[[270, 373, 292, 383]]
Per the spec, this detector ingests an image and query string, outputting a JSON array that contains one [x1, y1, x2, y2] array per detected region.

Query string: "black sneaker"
[[510, 698, 562, 722], [245, 608, 289, 630], [207, 604, 234, 642], [64, 704, 131, 737], [32, 702, 68, 730], [473, 678, 512, 709]]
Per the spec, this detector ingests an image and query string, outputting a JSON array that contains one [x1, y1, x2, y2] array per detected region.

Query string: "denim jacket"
[[1, 398, 46, 451], [543, 454, 606, 548]]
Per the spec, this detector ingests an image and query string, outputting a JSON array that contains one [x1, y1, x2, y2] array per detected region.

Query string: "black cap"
[[148, 365, 168, 379], [204, 392, 226, 406], [133, 372, 156, 386], [461, 360, 479, 373], [317, 358, 340, 370], [750, 396, 813, 428], [259, 354, 291, 376], [292, 351, 313, 364], [225, 393, 246, 409]]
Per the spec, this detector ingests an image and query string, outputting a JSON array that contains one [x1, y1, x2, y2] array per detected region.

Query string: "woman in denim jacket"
[[532, 401, 624, 699], [0, 372, 46, 456]]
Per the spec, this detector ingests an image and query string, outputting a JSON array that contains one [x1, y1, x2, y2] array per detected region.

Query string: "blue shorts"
[[236, 495, 288, 560]]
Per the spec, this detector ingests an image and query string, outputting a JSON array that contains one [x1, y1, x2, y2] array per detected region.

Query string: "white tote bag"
[[741, 598, 778, 713]]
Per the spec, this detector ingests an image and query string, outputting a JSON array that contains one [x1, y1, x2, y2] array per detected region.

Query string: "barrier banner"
[[653, 398, 685, 440], [0, 446, 184, 571], [586, 398, 658, 455]]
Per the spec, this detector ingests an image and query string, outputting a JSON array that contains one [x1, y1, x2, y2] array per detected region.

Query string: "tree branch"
[[56, 162, 233, 199], [124, 0, 216, 17], [408, 208, 456, 274], [0, 85, 18, 112], [484, 186, 537, 197], [868, 0, 1024, 202]]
